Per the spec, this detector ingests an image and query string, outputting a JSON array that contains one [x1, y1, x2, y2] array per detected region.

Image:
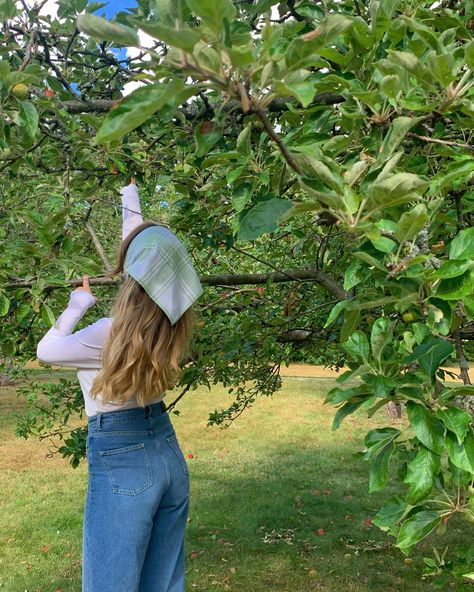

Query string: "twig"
[[407, 132, 474, 152], [164, 382, 192, 412], [454, 329, 471, 385], [85, 220, 112, 271], [0, 135, 48, 173], [18, 27, 37, 71], [231, 245, 303, 283]]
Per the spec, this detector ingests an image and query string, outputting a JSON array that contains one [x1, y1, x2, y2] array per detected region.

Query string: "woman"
[[36, 179, 203, 592]]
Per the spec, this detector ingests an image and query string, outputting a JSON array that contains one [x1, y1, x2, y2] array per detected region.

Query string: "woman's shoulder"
[[74, 316, 113, 349]]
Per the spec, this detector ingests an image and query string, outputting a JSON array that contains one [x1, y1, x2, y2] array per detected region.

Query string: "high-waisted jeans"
[[82, 401, 190, 592]]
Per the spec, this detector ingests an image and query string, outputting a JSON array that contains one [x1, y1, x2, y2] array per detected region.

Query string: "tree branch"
[[454, 329, 472, 385], [252, 107, 303, 175], [55, 93, 345, 116], [407, 132, 474, 152], [3, 267, 349, 300], [85, 220, 112, 271]]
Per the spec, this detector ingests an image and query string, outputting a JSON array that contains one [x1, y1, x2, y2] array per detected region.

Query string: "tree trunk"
[[0, 357, 17, 386], [387, 401, 402, 421]]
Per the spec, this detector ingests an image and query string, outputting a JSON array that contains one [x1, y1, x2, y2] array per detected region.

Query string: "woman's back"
[[36, 184, 164, 416]]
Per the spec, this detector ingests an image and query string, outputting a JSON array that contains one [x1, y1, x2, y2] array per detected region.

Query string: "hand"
[[129, 176, 136, 185], [73, 275, 98, 304]]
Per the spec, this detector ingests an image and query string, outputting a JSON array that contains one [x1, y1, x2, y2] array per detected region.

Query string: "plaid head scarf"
[[124, 225, 203, 325]]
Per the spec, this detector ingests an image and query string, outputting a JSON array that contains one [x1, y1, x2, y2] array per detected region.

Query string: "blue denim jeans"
[[82, 402, 190, 592]]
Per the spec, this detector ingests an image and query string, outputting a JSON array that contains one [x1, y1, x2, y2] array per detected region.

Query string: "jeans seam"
[[155, 439, 171, 490]]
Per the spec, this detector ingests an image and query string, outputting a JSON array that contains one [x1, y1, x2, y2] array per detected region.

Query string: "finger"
[[83, 274, 90, 287], [130, 176, 136, 185]]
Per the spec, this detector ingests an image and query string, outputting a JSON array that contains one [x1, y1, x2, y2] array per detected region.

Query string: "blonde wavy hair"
[[90, 221, 196, 406]]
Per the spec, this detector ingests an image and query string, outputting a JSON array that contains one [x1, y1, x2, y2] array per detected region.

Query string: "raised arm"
[[36, 290, 109, 368], [121, 182, 144, 241]]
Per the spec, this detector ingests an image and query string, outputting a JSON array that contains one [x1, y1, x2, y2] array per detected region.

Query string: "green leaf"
[[375, 116, 426, 166], [426, 51, 457, 87], [370, 441, 395, 491], [18, 101, 38, 139], [430, 159, 474, 194], [0, 292, 10, 316], [400, 16, 442, 52], [343, 331, 369, 361], [433, 260, 473, 279], [449, 227, 474, 260], [134, 21, 200, 52], [395, 204, 428, 243], [373, 496, 412, 530], [465, 41, 474, 70], [363, 427, 400, 459], [403, 335, 454, 376], [275, 71, 315, 107], [295, 155, 342, 192], [396, 511, 440, 554], [436, 407, 472, 445], [325, 386, 363, 405], [0, 60, 10, 82], [370, 317, 393, 366], [77, 14, 139, 46], [380, 74, 402, 99], [340, 309, 361, 343], [368, 173, 427, 208], [318, 14, 354, 42], [426, 298, 451, 336], [237, 198, 293, 241], [406, 402, 446, 455], [435, 270, 474, 301], [226, 46, 255, 67], [324, 300, 349, 328], [151, 0, 191, 26], [236, 125, 252, 157], [186, 0, 236, 33], [388, 50, 434, 86], [41, 303, 56, 327], [278, 202, 319, 223], [404, 446, 440, 503], [332, 400, 364, 431], [195, 121, 222, 157], [343, 261, 366, 290], [284, 15, 353, 70], [231, 183, 253, 212], [354, 251, 386, 271], [445, 430, 474, 474], [95, 81, 196, 144]]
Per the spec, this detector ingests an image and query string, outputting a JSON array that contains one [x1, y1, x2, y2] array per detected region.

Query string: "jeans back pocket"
[[99, 443, 153, 496], [166, 434, 189, 476]]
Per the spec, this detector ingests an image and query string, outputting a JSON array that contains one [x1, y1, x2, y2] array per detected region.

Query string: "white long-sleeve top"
[[36, 183, 164, 417]]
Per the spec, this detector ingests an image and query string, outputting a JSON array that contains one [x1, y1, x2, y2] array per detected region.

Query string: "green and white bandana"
[[124, 225, 203, 325]]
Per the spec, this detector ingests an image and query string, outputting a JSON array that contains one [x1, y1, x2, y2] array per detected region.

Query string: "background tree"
[[1, 0, 474, 584]]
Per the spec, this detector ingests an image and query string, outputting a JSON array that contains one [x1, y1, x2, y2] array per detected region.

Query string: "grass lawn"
[[0, 370, 467, 591]]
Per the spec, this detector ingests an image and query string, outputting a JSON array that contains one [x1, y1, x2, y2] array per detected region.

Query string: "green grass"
[[0, 371, 467, 591]]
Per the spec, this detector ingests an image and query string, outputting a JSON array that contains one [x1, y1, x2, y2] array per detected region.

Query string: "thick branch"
[[56, 93, 345, 117], [3, 267, 349, 300]]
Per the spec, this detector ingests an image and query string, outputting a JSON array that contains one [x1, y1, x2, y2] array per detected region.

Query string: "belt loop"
[[145, 404, 152, 419], [96, 412, 103, 431]]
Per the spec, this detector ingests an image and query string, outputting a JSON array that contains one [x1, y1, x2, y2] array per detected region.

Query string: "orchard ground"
[[0, 366, 471, 592]]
